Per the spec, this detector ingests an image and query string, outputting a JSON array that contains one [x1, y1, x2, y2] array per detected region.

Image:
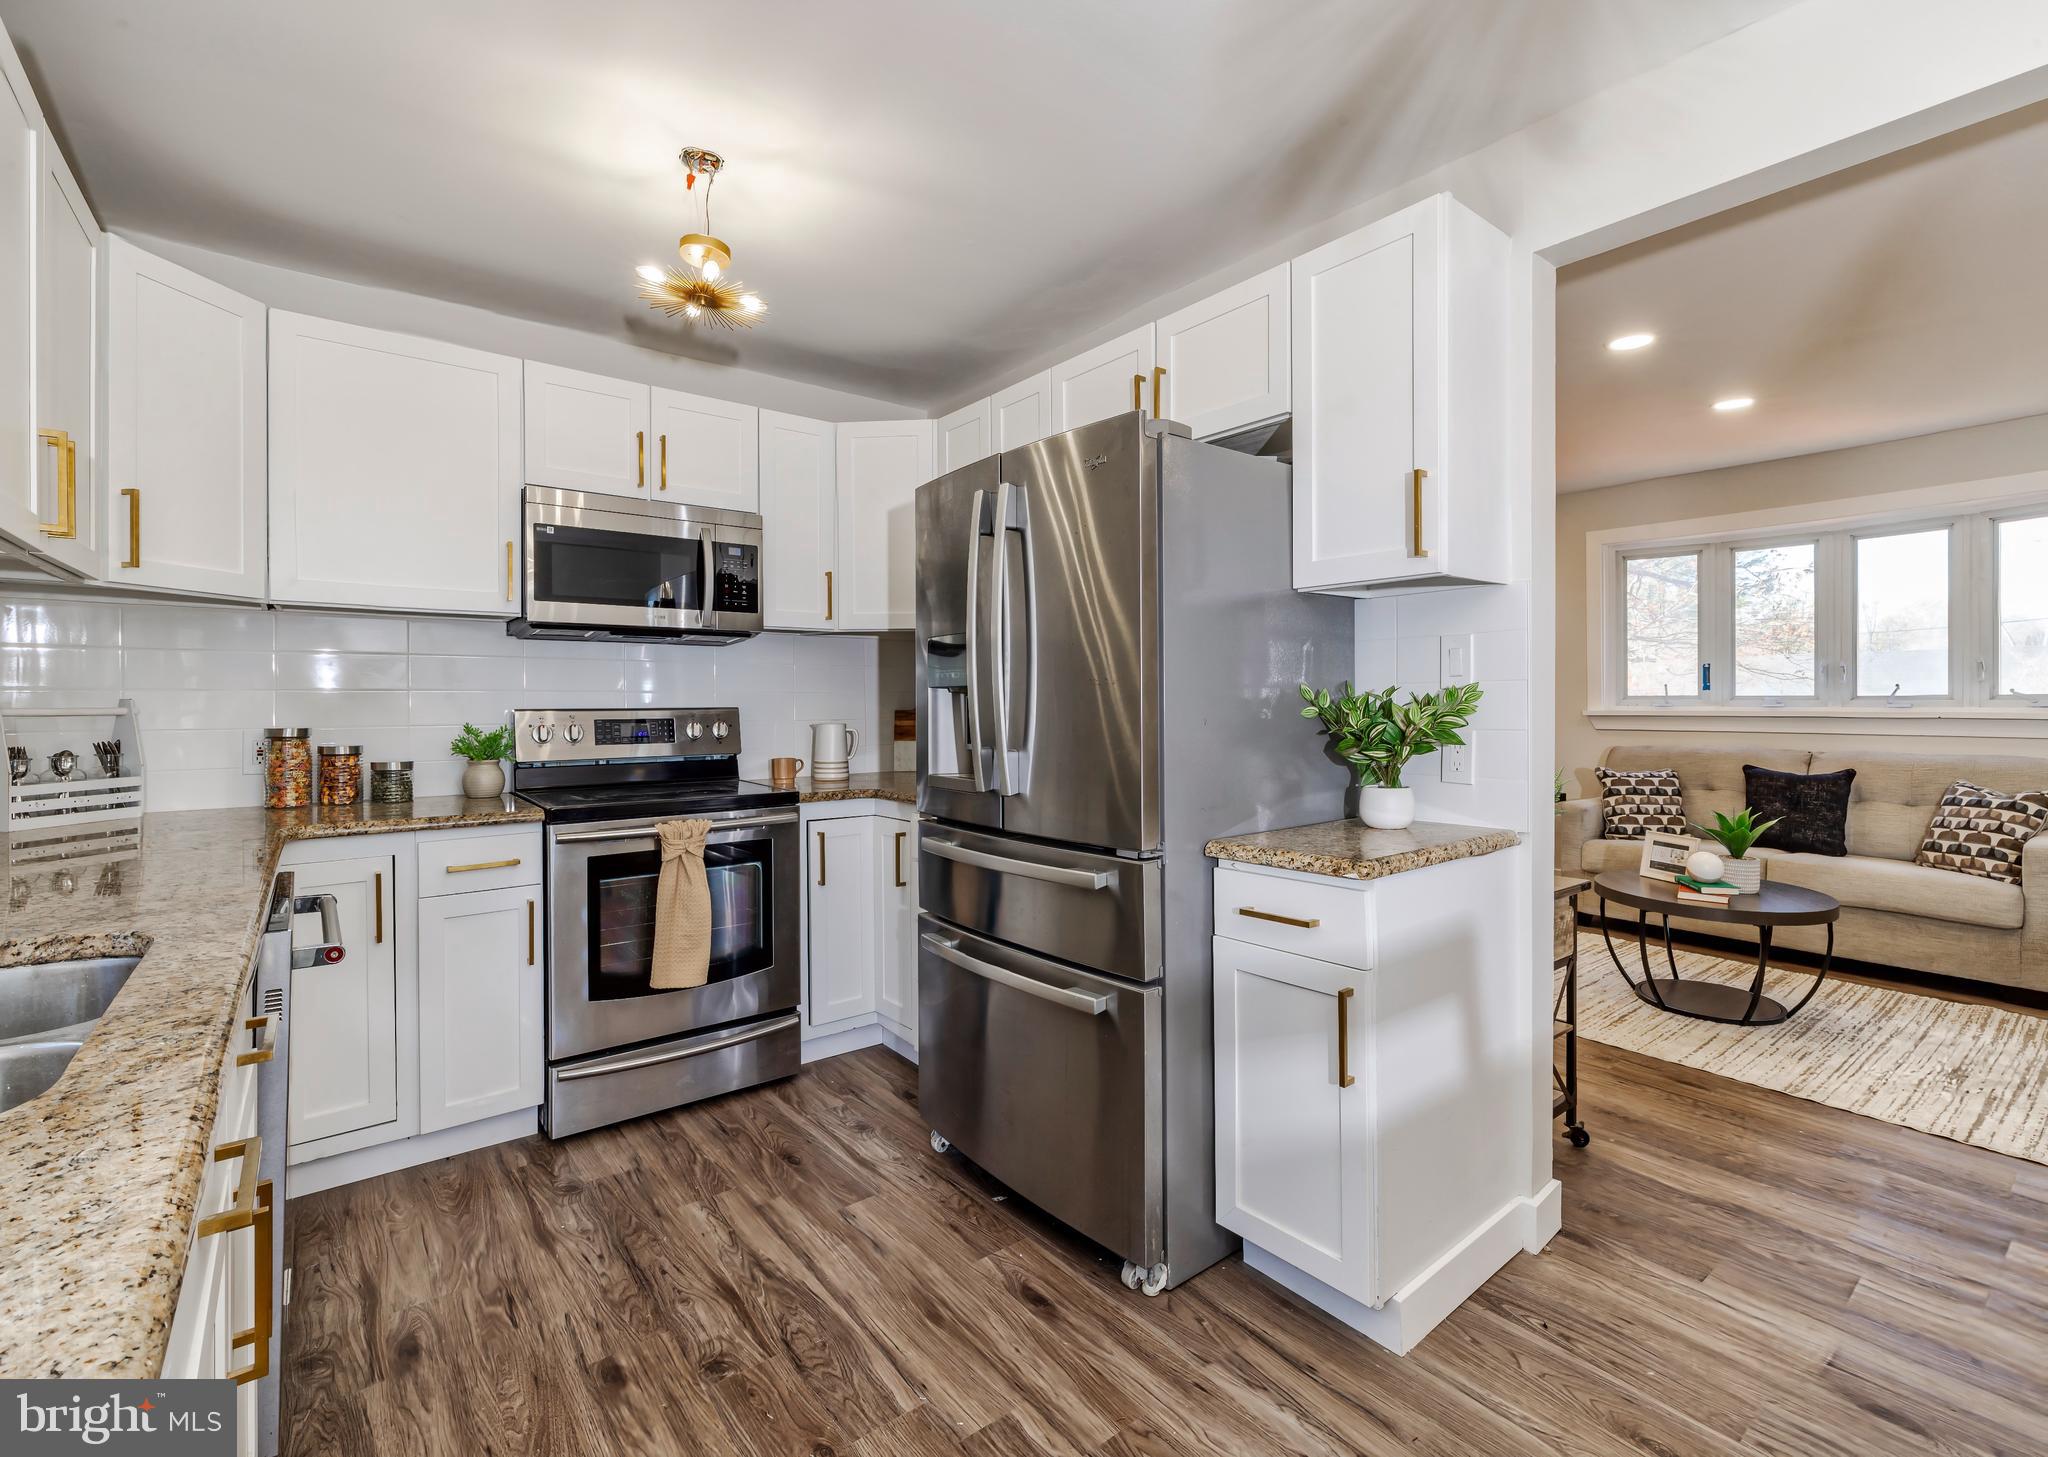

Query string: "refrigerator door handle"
[[923, 834, 1115, 889], [965, 486, 990, 792], [921, 933, 1111, 1015], [991, 480, 1035, 797]]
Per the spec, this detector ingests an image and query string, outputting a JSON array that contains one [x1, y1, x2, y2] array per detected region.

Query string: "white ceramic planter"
[[461, 759, 506, 800], [1721, 854, 1762, 894], [1358, 785, 1416, 830]]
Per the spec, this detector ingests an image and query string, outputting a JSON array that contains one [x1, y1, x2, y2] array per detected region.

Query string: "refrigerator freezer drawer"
[[918, 824, 1163, 981], [917, 916, 1164, 1267]]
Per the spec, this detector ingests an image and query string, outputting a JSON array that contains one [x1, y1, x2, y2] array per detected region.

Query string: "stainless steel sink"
[[0, 956, 140, 1111]]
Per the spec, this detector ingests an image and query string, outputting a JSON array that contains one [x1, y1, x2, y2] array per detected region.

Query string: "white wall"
[[0, 593, 888, 809]]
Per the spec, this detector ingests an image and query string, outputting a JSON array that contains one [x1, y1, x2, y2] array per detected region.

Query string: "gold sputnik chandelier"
[[636, 147, 766, 329]]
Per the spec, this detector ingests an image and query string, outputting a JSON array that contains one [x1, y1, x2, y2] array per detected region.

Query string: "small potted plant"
[[1686, 807, 1780, 894], [1297, 680, 1483, 829], [450, 721, 514, 800]]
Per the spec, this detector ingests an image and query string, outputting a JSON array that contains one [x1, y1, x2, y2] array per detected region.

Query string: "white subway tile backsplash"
[[0, 646, 123, 691], [406, 690, 521, 726], [1473, 629, 1530, 682], [522, 656, 627, 693], [0, 599, 123, 647], [123, 690, 275, 730], [274, 690, 409, 728], [121, 648, 274, 691], [273, 612, 410, 653], [1355, 638, 1397, 688], [273, 652, 409, 691], [1394, 636, 1441, 688], [1468, 678, 1530, 731], [121, 603, 272, 651], [408, 654, 526, 691], [407, 617, 523, 658], [143, 728, 246, 772]]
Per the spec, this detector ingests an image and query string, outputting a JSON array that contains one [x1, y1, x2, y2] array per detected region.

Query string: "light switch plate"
[[1440, 742, 1474, 785], [1441, 633, 1476, 687]]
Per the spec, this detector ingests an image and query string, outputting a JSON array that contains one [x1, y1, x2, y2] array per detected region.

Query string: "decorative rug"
[[1567, 929, 2048, 1166]]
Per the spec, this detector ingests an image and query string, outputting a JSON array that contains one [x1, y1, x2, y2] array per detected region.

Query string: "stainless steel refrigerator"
[[914, 411, 1354, 1292]]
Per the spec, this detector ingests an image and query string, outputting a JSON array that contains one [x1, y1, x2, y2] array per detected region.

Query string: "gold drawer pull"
[[446, 857, 521, 874], [894, 830, 907, 888], [197, 1136, 262, 1238], [1237, 906, 1321, 930], [527, 898, 536, 965], [235, 1015, 275, 1067], [817, 830, 827, 886], [121, 487, 142, 568], [1337, 986, 1356, 1088], [226, 1180, 274, 1385], [374, 870, 384, 944], [36, 428, 77, 538]]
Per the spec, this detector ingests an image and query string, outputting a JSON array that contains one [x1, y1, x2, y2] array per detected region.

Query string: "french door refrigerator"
[[914, 411, 1353, 1291]]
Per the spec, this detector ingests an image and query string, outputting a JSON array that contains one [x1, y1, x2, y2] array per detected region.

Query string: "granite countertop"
[[795, 771, 915, 805], [0, 796, 542, 1378], [1206, 818, 1522, 880]]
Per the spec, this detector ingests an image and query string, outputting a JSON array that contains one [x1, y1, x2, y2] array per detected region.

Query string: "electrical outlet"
[[1440, 742, 1474, 785], [244, 732, 268, 775], [1441, 633, 1476, 687]]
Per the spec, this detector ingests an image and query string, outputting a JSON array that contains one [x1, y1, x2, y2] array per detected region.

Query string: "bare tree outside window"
[[1856, 529, 1949, 696], [1624, 553, 1698, 697], [1733, 543, 1816, 695], [1998, 515, 2048, 695]]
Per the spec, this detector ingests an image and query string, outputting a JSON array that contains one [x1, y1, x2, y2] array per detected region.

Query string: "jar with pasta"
[[263, 728, 312, 809], [317, 744, 363, 806]]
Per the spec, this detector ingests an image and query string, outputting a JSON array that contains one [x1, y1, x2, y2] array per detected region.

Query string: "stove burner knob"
[[683, 721, 704, 742], [710, 720, 731, 742], [563, 722, 584, 745], [530, 723, 552, 744]]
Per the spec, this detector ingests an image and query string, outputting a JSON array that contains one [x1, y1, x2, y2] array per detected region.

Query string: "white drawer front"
[[418, 828, 542, 897], [1212, 863, 1373, 970]]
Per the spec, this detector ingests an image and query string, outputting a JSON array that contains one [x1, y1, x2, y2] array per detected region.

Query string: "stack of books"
[[1674, 873, 1739, 905]]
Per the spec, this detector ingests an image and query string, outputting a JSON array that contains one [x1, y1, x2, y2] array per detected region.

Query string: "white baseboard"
[[801, 1017, 917, 1065], [1244, 1182, 1562, 1356], [288, 1107, 538, 1197]]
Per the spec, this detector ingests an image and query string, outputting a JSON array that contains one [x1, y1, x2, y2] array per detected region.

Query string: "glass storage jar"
[[369, 760, 414, 805], [317, 744, 363, 806], [263, 727, 312, 809]]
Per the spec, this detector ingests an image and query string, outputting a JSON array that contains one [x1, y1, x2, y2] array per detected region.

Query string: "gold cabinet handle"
[[1151, 365, 1165, 418], [235, 1015, 275, 1068], [636, 428, 646, 487], [527, 898, 536, 965], [36, 429, 77, 538], [1237, 906, 1321, 929], [447, 857, 521, 874], [121, 487, 141, 568], [197, 1136, 262, 1238], [824, 569, 833, 621], [816, 830, 826, 886], [374, 871, 384, 944], [894, 830, 906, 888], [226, 1180, 274, 1386], [506, 540, 515, 602], [1411, 467, 1429, 559], [1131, 373, 1144, 413], [659, 432, 668, 491], [1337, 986, 1356, 1088]]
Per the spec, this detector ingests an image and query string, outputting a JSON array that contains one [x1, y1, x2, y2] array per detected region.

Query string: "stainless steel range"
[[512, 706, 800, 1138]]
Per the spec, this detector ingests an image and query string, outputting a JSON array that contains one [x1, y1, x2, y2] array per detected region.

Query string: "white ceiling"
[[1558, 99, 2048, 493], [2, 0, 1799, 408]]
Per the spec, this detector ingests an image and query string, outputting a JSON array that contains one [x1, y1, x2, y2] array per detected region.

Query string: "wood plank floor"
[[282, 1043, 2048, 1457]]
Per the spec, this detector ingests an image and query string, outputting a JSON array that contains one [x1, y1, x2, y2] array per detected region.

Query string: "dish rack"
[[3, 699, 147, 830]]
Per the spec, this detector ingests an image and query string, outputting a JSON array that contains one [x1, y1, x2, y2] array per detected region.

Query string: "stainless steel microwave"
[[507, 486, 764, 645]]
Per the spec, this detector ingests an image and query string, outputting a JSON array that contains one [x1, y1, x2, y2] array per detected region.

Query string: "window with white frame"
[[1604, 500, 2048, 711]]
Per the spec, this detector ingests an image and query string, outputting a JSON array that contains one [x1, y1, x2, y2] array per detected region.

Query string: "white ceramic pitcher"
[[809, 720, 858, 770]]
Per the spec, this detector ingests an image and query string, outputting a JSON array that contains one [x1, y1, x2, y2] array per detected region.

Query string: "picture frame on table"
[[1638, 831, 1695, 883]]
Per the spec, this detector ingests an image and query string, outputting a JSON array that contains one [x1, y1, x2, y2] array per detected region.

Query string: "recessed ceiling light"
[[1712, 396, 1755, 412], [1607, 332, 1655, 352]]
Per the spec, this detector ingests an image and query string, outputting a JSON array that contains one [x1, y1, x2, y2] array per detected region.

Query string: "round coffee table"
[[1591, 870, 1840, 1026]]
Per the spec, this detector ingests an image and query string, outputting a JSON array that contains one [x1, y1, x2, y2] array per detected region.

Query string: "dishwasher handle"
[[289, 892, 346, 969]]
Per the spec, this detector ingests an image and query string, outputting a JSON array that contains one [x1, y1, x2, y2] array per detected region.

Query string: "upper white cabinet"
[[103, 237, 267, 598], [0, 28, 39, 559], [1291, 192, 1508, 593], [1051, 324, 1156, 433], [269, 312, 522, 614], [936, 397, 990, 475], [759, 409, 836, 629], [522, 361, 649, 497], [650, 386, 757, 512], [1156, 262, 1289, 441], [990, 370, 1052, 450], [835, 419, 933, 631]]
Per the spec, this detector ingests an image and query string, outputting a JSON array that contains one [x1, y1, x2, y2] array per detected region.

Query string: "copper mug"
[[769, 756, 805, 790]]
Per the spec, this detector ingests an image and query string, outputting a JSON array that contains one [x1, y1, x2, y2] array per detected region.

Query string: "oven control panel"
[[511, 707, 740, 763]]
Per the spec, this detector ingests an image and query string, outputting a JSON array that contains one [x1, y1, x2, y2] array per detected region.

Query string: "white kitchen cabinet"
[[522, 360, 649, 498], [759, 408, 837, 629], [650, 386, 757, 512], [1156, 262, 1289, 441], [989, 370, 1052, 450], [1050, 324, 1156, 433], [32, 139, 100, 579], [1291, 192, 1508, 593], [102, 236, 267, 598], [163, 1026, 258, 1388], [835, 419, 933, 632], [936, 397, 990, 474], [0, 26, 39, 559], [806, 814, 878, 1028], [417, 884, 543, 1133], [874, 817, 917, 1042], [269, 312, 522, 614], [287, 852, 399, 1148]]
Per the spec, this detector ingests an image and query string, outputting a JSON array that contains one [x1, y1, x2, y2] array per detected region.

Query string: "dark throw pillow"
[[1742, 765, 1855, 857], [1596, 766, 1684, 840], [1916, 780, 2048, 887]]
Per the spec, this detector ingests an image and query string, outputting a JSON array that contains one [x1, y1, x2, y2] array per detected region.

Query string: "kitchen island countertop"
[[1206, 818, 1522, 880]]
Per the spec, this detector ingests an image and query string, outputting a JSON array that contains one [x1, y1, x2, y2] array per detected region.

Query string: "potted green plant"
[[1686, 807, 1780, 894], [450, 721, 514, 800], [1297, 680, 1484, 829]]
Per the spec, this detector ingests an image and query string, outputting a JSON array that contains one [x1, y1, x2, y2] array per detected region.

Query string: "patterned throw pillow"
[[1744, 765, 1855, 857], [1596, 767, 1685, 841], [1915, 781, 2048, 886]]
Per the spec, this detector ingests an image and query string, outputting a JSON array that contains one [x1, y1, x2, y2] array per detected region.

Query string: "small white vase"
[[1357, 785, 1415, 830], [461, 759, 506, 800], [1721, 854, 1762, 894]]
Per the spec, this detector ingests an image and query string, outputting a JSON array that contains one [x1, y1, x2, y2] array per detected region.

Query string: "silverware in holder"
[[46, 749, 78, 782], [6, 747, 25, 785], [93, 740, 123, 778]]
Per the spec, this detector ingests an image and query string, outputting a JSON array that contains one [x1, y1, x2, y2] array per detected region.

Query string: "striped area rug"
[[1568, 929, 2048, 1166]]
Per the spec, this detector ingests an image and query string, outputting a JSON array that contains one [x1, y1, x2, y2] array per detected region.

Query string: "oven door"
[[523, 487, 763, 637], [546, 807, 800, 1060]]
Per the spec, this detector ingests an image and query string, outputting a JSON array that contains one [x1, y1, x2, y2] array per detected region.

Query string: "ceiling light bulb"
[[740, 294, 763, 314], [1712, 396, 1755, 412], [635, 264, 665, 283], [700, 256, 722, 282], [1607, 332, 1655, 352], [681, 241, 705, 268], [684, 304, 701, 318]]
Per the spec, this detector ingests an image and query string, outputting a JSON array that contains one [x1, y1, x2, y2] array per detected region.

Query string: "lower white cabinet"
[[287, 852, 398, 1148], [806, 814, 878, 1027], [417, 883, 543, 1133], [875, 817, 917, 1037]]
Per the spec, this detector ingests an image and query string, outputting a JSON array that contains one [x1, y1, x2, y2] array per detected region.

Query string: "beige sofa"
[[1558, 746, 2048, 994]]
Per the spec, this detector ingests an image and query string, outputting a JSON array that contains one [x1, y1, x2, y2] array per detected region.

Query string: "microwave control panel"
[[711, 542, 760, 615]]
